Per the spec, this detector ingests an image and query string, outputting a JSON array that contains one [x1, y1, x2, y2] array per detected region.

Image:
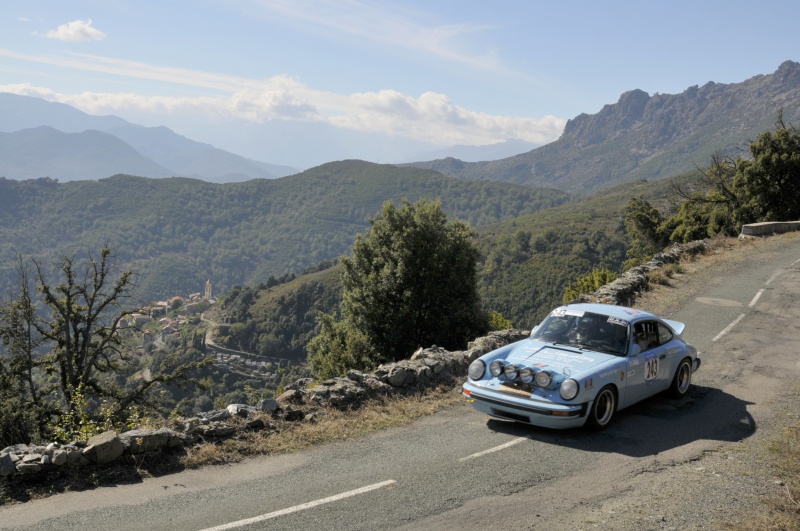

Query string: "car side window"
[[634, 321, 659, 352], [657, 323, 673, 345]]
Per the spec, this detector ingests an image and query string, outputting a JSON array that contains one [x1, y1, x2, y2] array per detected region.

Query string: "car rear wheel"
[[669, 358, 692, 398], [586, 386, 616, 430]]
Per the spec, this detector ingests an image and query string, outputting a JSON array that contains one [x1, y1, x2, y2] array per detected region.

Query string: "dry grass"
[[180, 384, 464, 468], [0, 384, 465, 505], [727, 423, 800, 531]]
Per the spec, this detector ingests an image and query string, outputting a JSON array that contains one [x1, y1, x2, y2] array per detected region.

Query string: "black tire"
[[669, 358, 692, 398], [586, 385, 616, 430]]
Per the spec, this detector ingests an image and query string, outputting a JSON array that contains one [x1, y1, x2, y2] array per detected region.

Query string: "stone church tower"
[[205, 279, 212, 300]]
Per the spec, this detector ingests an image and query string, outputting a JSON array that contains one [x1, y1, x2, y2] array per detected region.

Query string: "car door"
[[622, 320, 671, 407]]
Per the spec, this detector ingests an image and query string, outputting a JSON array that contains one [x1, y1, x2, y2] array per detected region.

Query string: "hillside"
[[0, 161, 568, 303], [217, 173, 693, 363], [406, 60, 800, 193], [0, 126, 176, 180]]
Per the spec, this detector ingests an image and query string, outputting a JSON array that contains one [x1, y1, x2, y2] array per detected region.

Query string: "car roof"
[[558, 302, 658, 323]]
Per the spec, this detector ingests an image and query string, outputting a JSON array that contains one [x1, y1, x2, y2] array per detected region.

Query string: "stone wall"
[[0, 329, 528, 481], [740, 221, 800, 236], [572, 240, 707, 306]]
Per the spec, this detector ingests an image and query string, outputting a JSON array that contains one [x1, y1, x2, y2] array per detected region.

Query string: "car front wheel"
[[586, 386, 616, 430], [669, 358, 692, 398]]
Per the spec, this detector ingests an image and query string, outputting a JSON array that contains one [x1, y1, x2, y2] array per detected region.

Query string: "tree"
[[562, 267, 618, 304], [308, 199, 488, 377], [307, 313, 376, 380], [0, 248, 209, 443], [733, 119, 800, 224], [342, 199, 488, 361], [666, 152, 740, 242], [0, 258, 46, 445], [31, 249, 138, 415], [623, 196, 670, 268], [666, 119, 800, 240]]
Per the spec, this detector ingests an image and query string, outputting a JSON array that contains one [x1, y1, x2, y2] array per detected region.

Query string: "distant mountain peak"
[[0, 93, 298, 182], [404, 61, 800, 194]]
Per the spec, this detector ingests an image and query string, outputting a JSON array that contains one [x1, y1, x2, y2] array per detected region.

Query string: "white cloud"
[[0, 81, 566, 147], [43, 19, 106, 42], [0, 43, 563, 147]]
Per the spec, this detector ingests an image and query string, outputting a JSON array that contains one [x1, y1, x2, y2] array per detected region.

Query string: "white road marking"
[[696, 297, 742, 307], [766, 271, 782, 285], [459, 438, 526, 462], [792, 258, 800, 267], [199, 480, 397, 530], [749, 289, 765, 307], [712, 314, 746, 342]]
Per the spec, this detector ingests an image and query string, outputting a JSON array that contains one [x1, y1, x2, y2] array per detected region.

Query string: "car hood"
[[502, 339, 617, 376]]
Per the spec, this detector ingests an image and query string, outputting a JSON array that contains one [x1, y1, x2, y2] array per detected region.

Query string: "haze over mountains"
[[2, 61, 799, 190], [0, 93, 297, 183]]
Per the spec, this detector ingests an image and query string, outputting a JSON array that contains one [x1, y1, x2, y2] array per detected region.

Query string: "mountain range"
[[0, 93, 297, 183], [2, 61, 798, 190], [406, 60, 800, 193]]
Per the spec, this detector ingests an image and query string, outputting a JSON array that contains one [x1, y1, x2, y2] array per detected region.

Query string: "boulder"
[[51, 449, 68, 466], [277, 389, 304, 404], [15, 462, 42, 474], [283, 409, 305, 422], [0, 452, 15, 477], [82, 431, 125, 464], [200, 409, 232, 422], [120, 428, 184, 454], [194, 421, 235, 438], [227, 403, 258, 418], [64, 445, 90, 466], [255, 398, 279, 414], [387, 366, 407, 387]]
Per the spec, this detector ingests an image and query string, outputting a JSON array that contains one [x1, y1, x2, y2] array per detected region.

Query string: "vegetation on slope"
[[0, 161, 568, 303]]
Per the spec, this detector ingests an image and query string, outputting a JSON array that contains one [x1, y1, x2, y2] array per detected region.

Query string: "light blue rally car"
[[462, 303, 701, 429]]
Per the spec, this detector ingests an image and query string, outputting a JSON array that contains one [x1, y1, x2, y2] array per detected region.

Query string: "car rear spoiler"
[[663, 318, 686, 336]]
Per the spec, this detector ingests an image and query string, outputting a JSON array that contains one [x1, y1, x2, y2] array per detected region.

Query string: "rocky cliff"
[[407, 60, 800, 193]]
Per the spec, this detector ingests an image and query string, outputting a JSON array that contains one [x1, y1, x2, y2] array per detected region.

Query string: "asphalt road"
[[3, 234, 800, 530]]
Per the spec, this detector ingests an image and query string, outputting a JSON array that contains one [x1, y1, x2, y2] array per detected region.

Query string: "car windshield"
[[531, 310, 629, 356]]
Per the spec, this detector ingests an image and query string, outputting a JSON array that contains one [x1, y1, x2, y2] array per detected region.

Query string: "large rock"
[[82, 431, 125, 464], [387, 366, 407, 387], [120, 428, 184, 454], [194, 421, 235, 438], [307, 378, 365, 408], [0, 452, 15, 477], [255, 398, 279, 414], [200, 409, 232, 422], [227, 403, 258, 418]]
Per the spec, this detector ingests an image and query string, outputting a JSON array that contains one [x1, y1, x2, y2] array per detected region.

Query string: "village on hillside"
[[121, 280, 282, 382]]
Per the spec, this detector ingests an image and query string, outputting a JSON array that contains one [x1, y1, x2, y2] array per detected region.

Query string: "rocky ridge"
[[407, 60, 800, 192]]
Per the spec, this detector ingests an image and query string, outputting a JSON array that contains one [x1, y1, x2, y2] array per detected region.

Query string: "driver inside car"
[[568, 316, 594, 344]]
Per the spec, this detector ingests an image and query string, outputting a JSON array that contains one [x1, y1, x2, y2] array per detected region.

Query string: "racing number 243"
[[644, 358, 659, 380]]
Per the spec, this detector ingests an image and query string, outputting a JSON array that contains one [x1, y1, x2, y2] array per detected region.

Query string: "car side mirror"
[[530, 325, 539, 336], [629, 344, 641, 356]]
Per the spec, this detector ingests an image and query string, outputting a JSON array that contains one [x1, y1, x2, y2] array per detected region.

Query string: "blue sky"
[[1, 0, 799, 167]]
